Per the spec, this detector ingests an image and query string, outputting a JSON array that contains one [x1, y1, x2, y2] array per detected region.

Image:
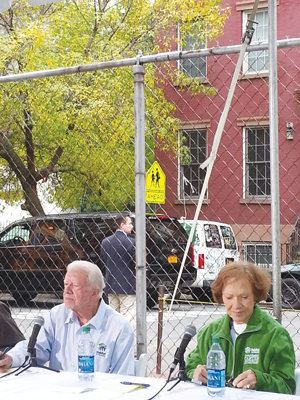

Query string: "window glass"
[[0, 224, 31, 244], [74, 218, 111, 242], [204, 224, 222, 249], [245, 126, 270, 197], [179, 23, 206, 78], [242, 242, 272, 269], [146, 218, 186, 264], [32, 221, 67, 245], [180, 129, 207, 198], [243, 10, 268, 73], [220, 225, 237, 250]]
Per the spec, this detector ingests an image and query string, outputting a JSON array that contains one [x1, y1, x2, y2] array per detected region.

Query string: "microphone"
[[169, 324, 197, 376], [25, 315, 45, 360]]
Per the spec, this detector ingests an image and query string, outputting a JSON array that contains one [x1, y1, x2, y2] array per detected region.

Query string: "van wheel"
[[282, 278, 300, 309]]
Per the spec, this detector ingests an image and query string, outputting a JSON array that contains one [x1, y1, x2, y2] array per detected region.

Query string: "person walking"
[[100, 214, 136, 325]]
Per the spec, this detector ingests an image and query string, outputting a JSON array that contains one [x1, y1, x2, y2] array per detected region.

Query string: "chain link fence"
[[0, 37, 300, 377]]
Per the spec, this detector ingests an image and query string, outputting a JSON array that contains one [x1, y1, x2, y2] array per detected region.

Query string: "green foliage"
[[0, 0, 229, 215]]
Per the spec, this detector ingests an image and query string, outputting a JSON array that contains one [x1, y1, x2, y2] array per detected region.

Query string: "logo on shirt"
[[96, 343, 107, 357], [244, 347, 259, 364]]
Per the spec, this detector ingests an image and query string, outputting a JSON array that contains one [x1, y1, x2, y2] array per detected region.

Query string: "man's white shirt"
[[8, 300, 135, 375]]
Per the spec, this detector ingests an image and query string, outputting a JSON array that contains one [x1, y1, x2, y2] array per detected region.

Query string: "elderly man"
[[0, 261, 135, 375]]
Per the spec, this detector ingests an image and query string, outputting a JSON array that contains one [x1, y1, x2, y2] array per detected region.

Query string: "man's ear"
[[93, 287, 100, 298]]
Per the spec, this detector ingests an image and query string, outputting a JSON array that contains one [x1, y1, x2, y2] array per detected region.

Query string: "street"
[[5, 296, 300, 377]]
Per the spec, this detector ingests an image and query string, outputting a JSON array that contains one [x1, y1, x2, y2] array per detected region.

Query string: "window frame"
[[242, 9, 269, 75], [243, 125, 270, 199], [0, 223, 31, 244], [178, 128, 208, 200], [242, 241, 272, 269], [177, 23, 207, 79]]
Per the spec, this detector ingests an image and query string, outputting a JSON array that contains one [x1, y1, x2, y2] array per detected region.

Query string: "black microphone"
[[169, 324, 197, 376], [25, 315, 45, 360]]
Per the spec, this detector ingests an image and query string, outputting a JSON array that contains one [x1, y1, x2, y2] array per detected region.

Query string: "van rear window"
[[220, 225, 237, 250], [204, 224, 222, 248]]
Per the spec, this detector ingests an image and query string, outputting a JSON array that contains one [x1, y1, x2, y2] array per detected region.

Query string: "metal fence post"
[[133, 64, 147, 356], [156, 285, 164, 375], [268, 0, 282, 323]]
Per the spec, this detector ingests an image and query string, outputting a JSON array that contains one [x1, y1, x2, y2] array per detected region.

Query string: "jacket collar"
[[213, 304, 263, 341], [116, 229, 127, 236]]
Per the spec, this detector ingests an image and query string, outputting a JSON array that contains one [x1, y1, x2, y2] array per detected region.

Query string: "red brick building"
[[155, 0, 300, 265]]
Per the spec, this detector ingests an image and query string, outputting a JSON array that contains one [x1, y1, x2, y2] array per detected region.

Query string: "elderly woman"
[[185, 262, 295, 394]]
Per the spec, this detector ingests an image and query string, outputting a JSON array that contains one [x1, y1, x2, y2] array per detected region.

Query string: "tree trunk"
[[20, 178, 45, 216]]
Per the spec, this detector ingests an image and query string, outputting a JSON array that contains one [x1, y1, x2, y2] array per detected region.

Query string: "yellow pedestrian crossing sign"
[[146, 161, 166, 204]]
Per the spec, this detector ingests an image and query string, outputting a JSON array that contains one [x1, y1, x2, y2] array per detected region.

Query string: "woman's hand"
[[233, 369, 257, 389], [193, 364, 207, 384]]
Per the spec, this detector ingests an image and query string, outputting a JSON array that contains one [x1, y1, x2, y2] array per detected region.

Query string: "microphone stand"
[[167, 354, 190, 392], [147, 352, 190, 400], [15, 348, 60, 376]]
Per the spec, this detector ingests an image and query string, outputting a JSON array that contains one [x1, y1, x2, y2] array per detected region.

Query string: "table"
[[0, 368, 299, 400]]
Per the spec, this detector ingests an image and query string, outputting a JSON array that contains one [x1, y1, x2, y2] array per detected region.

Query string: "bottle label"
[[207, 369, 225, 388], [78, 356, 95, 373]]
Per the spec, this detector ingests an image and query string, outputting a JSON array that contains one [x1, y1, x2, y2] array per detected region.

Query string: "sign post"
[[145, 161, 166, 204]]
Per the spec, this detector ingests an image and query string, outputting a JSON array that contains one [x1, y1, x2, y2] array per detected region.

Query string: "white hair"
[[67, 260, 105, 299]]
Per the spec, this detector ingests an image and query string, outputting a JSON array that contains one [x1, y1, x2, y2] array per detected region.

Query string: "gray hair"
[[67, 260, 105, 299]]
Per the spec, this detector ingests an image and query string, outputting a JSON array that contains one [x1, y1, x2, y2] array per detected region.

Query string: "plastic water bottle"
[[207, 337, 226, 397], [78, 326, 95, 381]]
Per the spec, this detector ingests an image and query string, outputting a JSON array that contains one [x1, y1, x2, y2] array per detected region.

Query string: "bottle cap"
[[212, 336, 220, 343], [83, 326, 90, 332]]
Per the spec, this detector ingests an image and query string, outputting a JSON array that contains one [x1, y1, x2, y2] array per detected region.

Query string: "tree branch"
[[0, 9, 13, 34], [102, 0, 134, 54], [84, 17, 99, 58], [0, 132, 30, 184], [120, 27, 153, 57], [23, 108, 36, 177], [36, 146, 64, 181]]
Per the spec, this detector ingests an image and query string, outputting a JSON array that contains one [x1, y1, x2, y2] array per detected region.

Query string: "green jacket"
[[185, 305, 295, 394]]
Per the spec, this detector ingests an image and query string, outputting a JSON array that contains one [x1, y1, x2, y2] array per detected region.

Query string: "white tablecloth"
[[0, 368, 298, 400]]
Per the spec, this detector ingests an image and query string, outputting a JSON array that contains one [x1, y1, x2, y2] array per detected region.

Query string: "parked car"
[[242, 263, 300, 310], [277, 264, 300, 309], [179, 218, 239, 300], [0, 213, 196, 307], [143, 214, 195, 308]]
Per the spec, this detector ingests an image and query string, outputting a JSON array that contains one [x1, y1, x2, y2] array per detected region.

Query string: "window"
[[242, 242, 272, 269], [243, 10, 269, 74], [180, 129, 207, 198], [244, 126, 270, 198], [220, 225, 238, 251], [179, 25, 207, 78], [32, 220, 67, 245], [0, 224, 31, 244], [204, 224, 222, 249], [74, 218, 110, 242]]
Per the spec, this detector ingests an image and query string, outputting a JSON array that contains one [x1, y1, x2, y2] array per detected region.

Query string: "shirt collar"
[[64, 300, 105, 330], [87, 300, 106, 330]]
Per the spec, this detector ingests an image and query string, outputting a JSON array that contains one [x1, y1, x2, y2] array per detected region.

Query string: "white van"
[[179, 219, 239, 300]]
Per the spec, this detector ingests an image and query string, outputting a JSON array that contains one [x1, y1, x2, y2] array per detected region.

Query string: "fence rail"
[[0, 35, 300, 375]]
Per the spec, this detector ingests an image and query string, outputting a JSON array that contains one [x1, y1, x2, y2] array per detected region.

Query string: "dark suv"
[[0, 213, 195, 307]]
